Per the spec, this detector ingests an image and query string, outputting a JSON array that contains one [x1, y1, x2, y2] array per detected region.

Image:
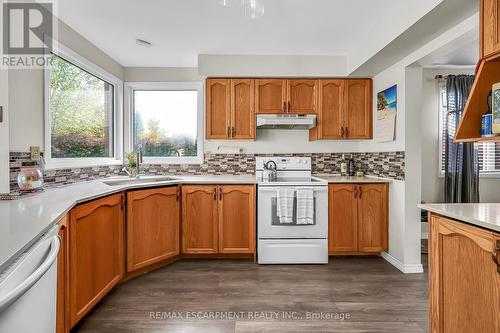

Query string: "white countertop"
[[419, 203, 500, 233], [315, 175, 392, 183]]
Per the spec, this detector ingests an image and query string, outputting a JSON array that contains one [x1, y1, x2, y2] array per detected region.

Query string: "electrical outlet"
[[30, 146, 40, 161]]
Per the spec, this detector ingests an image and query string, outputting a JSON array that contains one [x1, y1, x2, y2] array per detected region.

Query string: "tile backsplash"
[[7, 151, 405, 195]]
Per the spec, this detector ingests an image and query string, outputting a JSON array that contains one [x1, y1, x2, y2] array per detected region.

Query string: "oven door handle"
[[258, 187, 328, 192]]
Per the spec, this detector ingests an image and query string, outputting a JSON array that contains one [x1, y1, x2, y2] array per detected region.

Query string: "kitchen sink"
[[103, 176, 179, 186]]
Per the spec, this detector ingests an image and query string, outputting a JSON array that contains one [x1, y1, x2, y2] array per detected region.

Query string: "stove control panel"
[[256, 157, 312, 171]]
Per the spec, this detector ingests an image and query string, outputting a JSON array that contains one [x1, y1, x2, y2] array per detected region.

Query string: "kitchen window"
[[44, 42, 123, 169], [125, 82, 203, 164], [438, 81, 500, 176]]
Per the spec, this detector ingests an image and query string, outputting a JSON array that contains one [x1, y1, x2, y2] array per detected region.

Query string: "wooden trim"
[[56, 215, 69, 333]]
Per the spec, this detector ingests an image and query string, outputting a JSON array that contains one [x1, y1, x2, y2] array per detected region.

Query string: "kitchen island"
[[418, 203, 500, 333]]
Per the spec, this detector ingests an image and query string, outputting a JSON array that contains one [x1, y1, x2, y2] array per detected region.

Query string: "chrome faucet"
[[136, 144, 143, 179]]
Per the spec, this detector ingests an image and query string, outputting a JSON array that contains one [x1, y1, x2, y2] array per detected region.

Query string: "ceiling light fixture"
[[136, 39, 152, 48], [218, 0, 265, 19]]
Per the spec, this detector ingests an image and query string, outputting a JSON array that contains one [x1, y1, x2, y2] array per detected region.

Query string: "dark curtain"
[[444, 75, 479, 203]]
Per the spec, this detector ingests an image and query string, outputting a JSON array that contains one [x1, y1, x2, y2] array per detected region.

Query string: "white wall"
[[421, 68, 500, 204], [8, 19, 124, 152]]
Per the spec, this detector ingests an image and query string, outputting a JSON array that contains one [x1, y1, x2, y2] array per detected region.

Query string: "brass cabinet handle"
[[288, 101, 291, 113], [341, 127, 345, 138], [232, 127, 235, 137], [354, 186, 358, 199], [493, 240, 500, 273], [219, 187, 223, 201], [345, 127, 349, 138], [227, 126, 231, 138], [358, 186, 362, 199], [213, 187, 217, 201], [283, 101, 287, 113], [176, 187, 180, 201]]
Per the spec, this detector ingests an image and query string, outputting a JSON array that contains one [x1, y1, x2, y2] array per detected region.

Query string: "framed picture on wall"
[[376, 84, 397, 142]]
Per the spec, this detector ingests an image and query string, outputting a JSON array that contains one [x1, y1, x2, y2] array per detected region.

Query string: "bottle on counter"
[[340, 154, 348, 176], [348, 154, 356, 176]]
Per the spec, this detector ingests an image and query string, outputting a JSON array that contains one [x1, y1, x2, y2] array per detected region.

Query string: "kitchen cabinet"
[[328, 183, 388, 254], [69, 193, 124, 327], [429, 214, 500, 333], [126, 187, 180, 272], [287, 79, 318, 114], [482, 0, 500, 58], [182, 185, 256, 254], [56, 215, 69, 333], [255, 79, 317, 114], [231, 79, 255, 139], [255, 79, 287, 114], [310, 79, 372, 140], [206, 78, 255, 140], [182, 185, 219, 253], [218, 185, 255, 253], [206, 79, 231, 139]]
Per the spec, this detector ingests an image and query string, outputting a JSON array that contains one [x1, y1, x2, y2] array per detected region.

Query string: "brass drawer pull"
[[341, 127, 345, 138], [493, 240, 500, 273], [354, 187, 358, 198]]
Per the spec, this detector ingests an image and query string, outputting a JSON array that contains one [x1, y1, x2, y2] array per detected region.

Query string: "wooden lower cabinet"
[[69, 193, 125, 327], [126, 187, 180, 272], [329, 183, 388, 255], [56, 215, 69, 333], [429, 214, 500, 333], [182, 185, 256, 255]]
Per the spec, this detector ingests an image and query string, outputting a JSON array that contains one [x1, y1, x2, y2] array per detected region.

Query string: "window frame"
[[437, 81, 500, 178], [44, 40, 123, 170], [124, 82, 204, 164]]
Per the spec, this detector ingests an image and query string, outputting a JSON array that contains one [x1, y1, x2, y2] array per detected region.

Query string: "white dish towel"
[[296, 187, 314, 225], [276, 188, 294, 224]]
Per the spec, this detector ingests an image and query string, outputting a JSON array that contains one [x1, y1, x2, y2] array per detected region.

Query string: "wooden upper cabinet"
[[69, 193, 124, 327], [231, 79, 255, 139], [182, 185, 218, 254], [218, 185, 256, 253], [429, 215, 500, 333], [311, 80, 343, 140], [255, 79, 287, 114], [344, 79, 372, 139], [329, 184, 358, 254], [357, 184, 388, 252], [287, 79, 318, 114], [126, 187, 180, 272], [482, 0, 500, 58], [206, 79, 230, 139]]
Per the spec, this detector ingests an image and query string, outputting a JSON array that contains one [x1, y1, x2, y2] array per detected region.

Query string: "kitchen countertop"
[[315, 175, 392, 183], [0, 173, 392, 271], [419, 203, 500, 233]]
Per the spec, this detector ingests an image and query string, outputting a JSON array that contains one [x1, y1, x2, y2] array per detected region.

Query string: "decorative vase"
[[17, 167, 44, 192]]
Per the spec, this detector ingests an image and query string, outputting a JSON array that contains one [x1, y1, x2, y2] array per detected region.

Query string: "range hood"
[[256, 114, 317, 129]]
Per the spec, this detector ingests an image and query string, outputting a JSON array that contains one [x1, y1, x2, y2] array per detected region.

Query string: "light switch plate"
[[30, 146, 40, 161]]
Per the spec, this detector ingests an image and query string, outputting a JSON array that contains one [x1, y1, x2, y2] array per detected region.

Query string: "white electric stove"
[[256, 157, 328, 264]]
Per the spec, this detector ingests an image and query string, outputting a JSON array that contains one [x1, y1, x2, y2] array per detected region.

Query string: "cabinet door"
[[231, 79, 255, 140], [329, 184, 358, 253], [482, 0, 500, 58], [56, 215, 69, 333], [357, 184, 388, 253], [182, 185, 218, 254], [344, 79, 372, 139], [429, 215, 500, 333], [218, 185, 256, 253], [69, 194, 124, 327], [287, 79, 318, 114], [255, 79, 287, 114], [127, 187, 180, 272], [315, 80, 343, 140], [206, 79, 230, 139]]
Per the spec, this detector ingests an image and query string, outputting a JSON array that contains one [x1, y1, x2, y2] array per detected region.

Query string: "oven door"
[[257, 185, 328, 239]]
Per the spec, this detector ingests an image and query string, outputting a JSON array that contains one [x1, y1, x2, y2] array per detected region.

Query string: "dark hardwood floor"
[[74, 256, 428, 333]]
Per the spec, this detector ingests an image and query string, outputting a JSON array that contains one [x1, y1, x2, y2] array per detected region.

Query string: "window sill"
[[44, 158, 123, 170], [438, 172, 500, 179]]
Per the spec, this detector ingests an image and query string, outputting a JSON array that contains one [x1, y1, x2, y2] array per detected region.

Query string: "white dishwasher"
[[0, 225, 60, 333]]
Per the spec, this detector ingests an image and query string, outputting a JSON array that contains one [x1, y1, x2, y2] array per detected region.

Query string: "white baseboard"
[[421, 233, 428, 239], [381, 252, 424, 274]]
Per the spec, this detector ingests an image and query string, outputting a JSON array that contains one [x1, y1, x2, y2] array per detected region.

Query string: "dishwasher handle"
[[0, 235, 60, 312]]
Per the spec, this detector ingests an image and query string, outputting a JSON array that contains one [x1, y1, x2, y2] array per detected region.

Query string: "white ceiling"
[[57, 0, 442, 68]]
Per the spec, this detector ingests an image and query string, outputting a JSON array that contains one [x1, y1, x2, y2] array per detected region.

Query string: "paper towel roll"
[[217, 146, 242, 154]]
